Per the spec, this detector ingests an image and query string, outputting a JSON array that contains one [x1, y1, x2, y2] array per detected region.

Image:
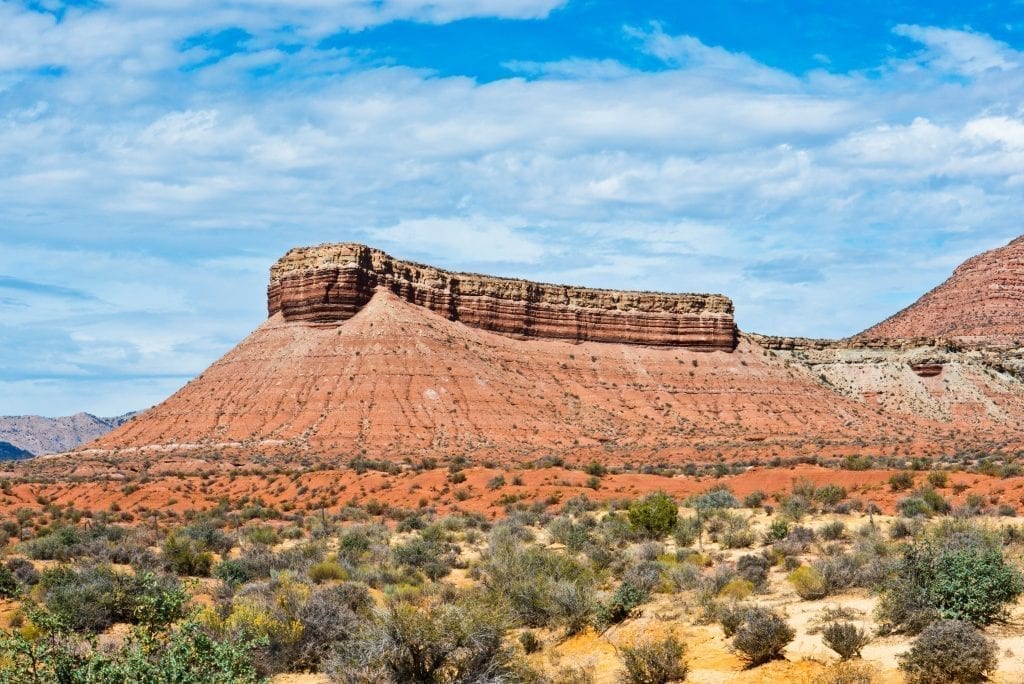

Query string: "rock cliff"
[[860, 236, 1024, 344], [267, 244, 737, 351]]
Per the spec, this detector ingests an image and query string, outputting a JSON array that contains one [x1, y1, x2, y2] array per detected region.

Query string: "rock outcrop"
[[860, 236, 1024, 344], [267, 244, 737, 351]]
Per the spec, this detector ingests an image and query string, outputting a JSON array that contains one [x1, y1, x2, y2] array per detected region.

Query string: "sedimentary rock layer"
[[860, 236, 1024, 344], [267, 243, 737, 351]]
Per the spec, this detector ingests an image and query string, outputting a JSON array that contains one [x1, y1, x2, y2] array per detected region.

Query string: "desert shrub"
[[665, 563, 702, 592], [598, 581, 649, 626], [718, 579, 754, 600], [813, 552, 864, 594], [672, 517, 701, 548], [183, 518, 236, 555], [716, 601, 748, 637], [721, 521, 756, 549], [926, 471, 948, 489], [876, 533, 1023, 633], [628, 493, 678, 538], [889, 472, 914, 492], [162, 531, 213, 577], [889, 518, 914, 539], [5, 558, 39, 587], [308, 560, 347, 583], [519, 630, 542, 654], [812, 661, 881, 684], [548, 516, 592, 552], [329, 597, 526, 684], [211, 572, 370, 675], [765, 519, 790, 542], [822, 622, 870, 660], [780, 495, 810, 521], [622, 561, 662, 594], [818, 521, 846, 541], [244, 525, 279, 546], [20, 525, 84, 561], [731, 605, 795, 666], [788, 565, 827, 600], [815, 485, 847, 508], [899, 497, 930, 518], [392, 531, 457, 581], [0, 612, 261, 683], [0, 566, 18, 599], [214, 559, 254, 587], [479, 531, 596, 633], [691, 488, 739, 511], [736, 554, 770, 588], [39, 565, 187, 632], [898, 620, 996, 684], [743, 491, 766, 509], [618, 635, 687, 684]]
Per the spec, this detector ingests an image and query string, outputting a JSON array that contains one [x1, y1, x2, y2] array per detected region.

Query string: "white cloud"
[[3, 14, 1024, 413]]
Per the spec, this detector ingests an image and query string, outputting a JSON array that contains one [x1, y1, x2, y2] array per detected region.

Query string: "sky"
[[3, 0, 1024, 416]]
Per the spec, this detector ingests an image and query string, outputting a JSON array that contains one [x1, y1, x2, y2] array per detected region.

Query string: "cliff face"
[[267, 244, 738, 351], [860, 236, 1024, 344]]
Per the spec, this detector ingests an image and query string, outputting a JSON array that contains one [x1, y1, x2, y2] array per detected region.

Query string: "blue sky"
[[3, 0, 1024, 415]]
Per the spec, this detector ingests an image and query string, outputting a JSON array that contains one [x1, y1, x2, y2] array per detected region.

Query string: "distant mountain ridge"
[[0, 442, 33, 461], [0, 412, 138, 456]]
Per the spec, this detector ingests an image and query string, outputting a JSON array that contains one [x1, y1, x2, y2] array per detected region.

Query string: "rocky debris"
[[860, 235, 1024, 344], [268, 243, 738, 351]]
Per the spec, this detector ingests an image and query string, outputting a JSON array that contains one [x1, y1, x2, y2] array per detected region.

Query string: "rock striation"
[[267, 244, 738, 351], [859, 236, 1024, 345]]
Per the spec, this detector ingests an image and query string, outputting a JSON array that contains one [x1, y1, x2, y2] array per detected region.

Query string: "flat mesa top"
[[268, 242, 734, 312]]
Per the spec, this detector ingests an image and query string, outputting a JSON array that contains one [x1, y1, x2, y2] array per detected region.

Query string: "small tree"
[[628, 493, 678, 539]]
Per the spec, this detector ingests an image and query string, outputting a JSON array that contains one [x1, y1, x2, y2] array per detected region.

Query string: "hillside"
[[78, 242, 1024, 465], [860, 235, 1024, 344]]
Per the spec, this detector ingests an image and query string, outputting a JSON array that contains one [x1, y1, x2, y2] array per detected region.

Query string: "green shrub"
[[815, 485, 847, 508], [628, 493, 679, 538], [0, 613, 261, 683], [330, 598, 526, 683], [743, 491, 766, 509], [889, 472, 914, 492], [162, 532, 213, 577], [214, 559, 253, 587], [0, 566, 18, 599], [926, 471, 948, 489], [598, 582, 649, 626], [519, 630, 542, 654], [899, 620, 996, 684], [39, 565, 187, 633], [765, 519, 790, 542], [788, 565, 827, 600], [308, 560, 347, 583], [618, 635, 687, 684], [480, 531, 596, 633], [822, 622, 870, 660], [818, 521, 846, 541], [732, 605, 794, 666], [691, 488, 739, 511], [673, 517, 701, 548], [736, 554, 770, 588], [876, 534, 1023, 633]]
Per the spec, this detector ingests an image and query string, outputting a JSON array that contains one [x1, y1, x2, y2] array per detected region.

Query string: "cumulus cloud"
[[3, 6, 1024, 413]]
